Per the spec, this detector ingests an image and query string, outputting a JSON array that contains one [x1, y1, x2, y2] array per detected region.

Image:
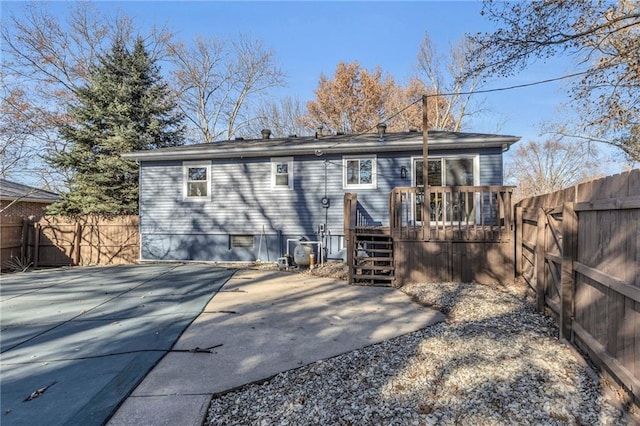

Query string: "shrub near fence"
[[515, 169, 640, 409], [3, 215, 139, 268]]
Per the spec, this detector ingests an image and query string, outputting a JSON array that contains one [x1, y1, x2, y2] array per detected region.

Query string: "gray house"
[[124, 130, 519, 263]]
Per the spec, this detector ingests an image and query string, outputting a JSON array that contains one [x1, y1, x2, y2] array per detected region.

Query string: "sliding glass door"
[[412, 157, 476, 223]]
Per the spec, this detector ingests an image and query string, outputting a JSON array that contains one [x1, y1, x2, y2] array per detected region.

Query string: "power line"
[[425, 70, 589, 98]]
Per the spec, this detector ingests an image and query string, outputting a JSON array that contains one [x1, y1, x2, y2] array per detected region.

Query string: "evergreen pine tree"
[[48, 37, 184, 216]]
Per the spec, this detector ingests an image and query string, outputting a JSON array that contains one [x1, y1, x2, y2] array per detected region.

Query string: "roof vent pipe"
[[261, 129, 272, 139], [376, 122, 387, 140], [316, 126, 323, 138]]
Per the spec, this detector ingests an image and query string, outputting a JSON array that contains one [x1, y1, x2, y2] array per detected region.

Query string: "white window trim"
[[343, 155, 377, 190], [271, 157, 293, 190], [183, 161, 211, 201]]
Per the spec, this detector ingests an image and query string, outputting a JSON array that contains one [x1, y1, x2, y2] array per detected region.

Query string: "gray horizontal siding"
[[476, 147, 504, 185], [139, 146, 505, 262], [141, 232, 345, 263]]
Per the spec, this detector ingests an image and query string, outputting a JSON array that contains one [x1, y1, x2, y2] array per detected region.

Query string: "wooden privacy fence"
[[1, 217, 28, 266], [1, 215, 139, 268], [515, 170, 640, 406]]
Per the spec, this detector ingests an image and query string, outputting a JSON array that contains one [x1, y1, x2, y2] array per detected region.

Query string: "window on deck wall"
[[343, 155, 376, 189], [183, 162, 211, 200], [271, 157, 293, 189]]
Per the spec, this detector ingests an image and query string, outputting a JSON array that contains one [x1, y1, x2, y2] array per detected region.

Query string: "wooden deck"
[[345, 186, 515, 286], [389, 186, 514, 242]]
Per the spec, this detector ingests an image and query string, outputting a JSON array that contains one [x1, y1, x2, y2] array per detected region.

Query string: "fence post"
[[73, 222, 82, 265], [515, 206, 523, 276], [33, 223, 41, 268], [20, 219, 28, 260], [535, 208, 546, 313], [560, 202, 577, 340]]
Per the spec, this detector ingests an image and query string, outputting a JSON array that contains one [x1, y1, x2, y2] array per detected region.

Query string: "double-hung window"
[[271, 157, 293, 189], [343, 155, 376, 189], [183, 161, 211, 200]]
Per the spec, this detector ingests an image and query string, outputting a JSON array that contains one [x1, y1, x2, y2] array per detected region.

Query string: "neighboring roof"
[[0, 179, 59, 204], [123, 130, 520, 162]]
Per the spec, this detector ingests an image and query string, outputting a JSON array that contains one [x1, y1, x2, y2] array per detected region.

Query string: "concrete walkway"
[[107, 269, 444, 426]]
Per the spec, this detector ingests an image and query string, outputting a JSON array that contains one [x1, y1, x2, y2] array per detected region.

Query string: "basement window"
[[231, 235, 254, 248]]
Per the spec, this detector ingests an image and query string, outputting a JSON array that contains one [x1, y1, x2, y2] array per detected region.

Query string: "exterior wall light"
[[400, 166, 408, 180]]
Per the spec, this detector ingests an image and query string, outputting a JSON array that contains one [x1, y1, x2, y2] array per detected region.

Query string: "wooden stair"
[[350, 228, 394, 286]]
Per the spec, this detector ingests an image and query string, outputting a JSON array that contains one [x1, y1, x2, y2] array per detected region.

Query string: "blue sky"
[[4, 1, 625, 173], [95, 1, 576, 138]]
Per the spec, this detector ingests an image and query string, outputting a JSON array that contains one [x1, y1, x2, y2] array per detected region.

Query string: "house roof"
[[0, 179, 59, 204], [123, 130, 520, 162]]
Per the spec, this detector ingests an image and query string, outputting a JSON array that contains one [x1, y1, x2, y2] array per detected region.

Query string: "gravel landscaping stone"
[[206, 275, 633, 425]]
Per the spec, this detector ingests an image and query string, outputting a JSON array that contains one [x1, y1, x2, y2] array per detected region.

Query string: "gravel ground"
[[206, 267, 634, 425]]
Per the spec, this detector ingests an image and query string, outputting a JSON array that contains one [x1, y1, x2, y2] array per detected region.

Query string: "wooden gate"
[[515, 170, 640, 408], [535, 207, 564, 317]]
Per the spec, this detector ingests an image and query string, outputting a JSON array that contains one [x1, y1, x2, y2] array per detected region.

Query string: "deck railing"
[[389, 186, 515, 241], [355, 201, 382, 228]]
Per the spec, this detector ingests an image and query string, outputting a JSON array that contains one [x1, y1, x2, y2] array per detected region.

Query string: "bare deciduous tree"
[[168, 37, 229, 143], [0, 82, 33, 179], [506, 138, 600, 201], [169, 35, 286, 142], [1, 1, 173, 187], [242, 97, 308, 139], [470, 0, 640, 161], [416, 33, 487, 131]]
